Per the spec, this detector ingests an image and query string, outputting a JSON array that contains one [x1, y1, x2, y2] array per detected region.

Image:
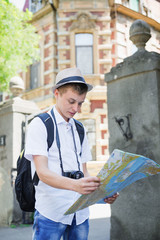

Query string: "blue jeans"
[[32, 211, 89, 240]]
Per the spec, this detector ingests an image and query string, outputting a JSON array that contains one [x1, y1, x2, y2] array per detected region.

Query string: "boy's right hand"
[[74, 177, 101, 195]]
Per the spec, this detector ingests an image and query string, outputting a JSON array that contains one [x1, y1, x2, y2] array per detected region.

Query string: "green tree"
[[0, 0, 40, 91]]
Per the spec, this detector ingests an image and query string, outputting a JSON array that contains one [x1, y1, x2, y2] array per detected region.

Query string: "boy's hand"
[[103, 193, 119, 204], [74, 177, 101, 195]]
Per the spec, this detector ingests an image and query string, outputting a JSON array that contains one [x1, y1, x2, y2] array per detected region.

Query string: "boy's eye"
[[69, 100, 75, 104]]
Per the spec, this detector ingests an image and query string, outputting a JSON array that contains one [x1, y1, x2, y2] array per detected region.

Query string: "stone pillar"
[[105, 20, 160, 240], [0, 77, 39, 225]]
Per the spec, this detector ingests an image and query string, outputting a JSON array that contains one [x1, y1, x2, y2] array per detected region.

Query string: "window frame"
[[70, 30, 98, 75], [75, 33, 94, 75]]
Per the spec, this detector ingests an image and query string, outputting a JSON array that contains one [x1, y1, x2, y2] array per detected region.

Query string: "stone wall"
[[0, 98, 39, 225], [105, 20, 160, 240]]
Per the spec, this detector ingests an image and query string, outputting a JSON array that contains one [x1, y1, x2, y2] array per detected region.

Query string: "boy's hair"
[[57, 83, 88, 95]]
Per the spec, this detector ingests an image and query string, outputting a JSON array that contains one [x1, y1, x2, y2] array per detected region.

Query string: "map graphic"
[[65, 149, 160, 215]]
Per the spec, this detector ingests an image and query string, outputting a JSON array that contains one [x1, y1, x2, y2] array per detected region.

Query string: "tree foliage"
[[0, 0, 40, 91]]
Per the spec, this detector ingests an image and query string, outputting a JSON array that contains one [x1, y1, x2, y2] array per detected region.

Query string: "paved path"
[[0, 204, 111, 240]]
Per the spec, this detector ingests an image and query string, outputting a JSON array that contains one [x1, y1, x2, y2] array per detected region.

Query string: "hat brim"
[[52, 80, 93, 93]]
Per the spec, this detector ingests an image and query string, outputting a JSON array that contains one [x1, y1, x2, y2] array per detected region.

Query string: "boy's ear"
[[54, 89, 59, 98]]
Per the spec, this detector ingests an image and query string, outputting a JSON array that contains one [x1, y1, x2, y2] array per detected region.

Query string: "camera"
[[63, 171, 84, 179]]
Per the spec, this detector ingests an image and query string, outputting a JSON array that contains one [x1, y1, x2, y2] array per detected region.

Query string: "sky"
[[9, 0, 26, 10]]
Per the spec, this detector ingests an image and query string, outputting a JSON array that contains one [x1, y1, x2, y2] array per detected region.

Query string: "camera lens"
[[74, 171, 84, 179], [75, 173, 80, 179]]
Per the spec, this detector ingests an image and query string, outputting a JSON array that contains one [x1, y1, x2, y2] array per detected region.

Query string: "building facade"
[[2, 0, 160, 171]]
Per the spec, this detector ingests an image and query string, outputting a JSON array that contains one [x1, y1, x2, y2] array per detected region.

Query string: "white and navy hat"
[[52, 67, 93, 92]]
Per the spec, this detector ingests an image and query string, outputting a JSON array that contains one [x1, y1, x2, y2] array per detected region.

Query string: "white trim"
[[97, 139, 108, 145], [44, 28, 57, 35], [58, 45, 70, 50], [44, 69, 55, 75], [44, 55, 58, 62], [58, 31, 70, 36], [99, 30, 111, 35], [98, 44, 112, 50], [98, 16, 111, 21], [96, 155, 110, 161], [117, 41, 127, 47], [99, 124, 108, 130], [44, 42, 57, 49], [100, 74, 105, 80], [98, 59, 112, 64], [57, 17, 70, 22], [43, 84, 53, 89], [58, 59, 71, 65]]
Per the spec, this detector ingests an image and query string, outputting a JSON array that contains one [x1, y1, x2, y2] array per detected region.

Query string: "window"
[[0, 93, 3, 102], [130, 0, 139, 12], [29, 0, 42, 13], [75, 33, 93, 75], [30, 61, 40, 89]]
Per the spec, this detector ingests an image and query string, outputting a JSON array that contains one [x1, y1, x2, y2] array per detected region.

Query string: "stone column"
[[0, 77, 39, 225], [105, 20, 160, 240]]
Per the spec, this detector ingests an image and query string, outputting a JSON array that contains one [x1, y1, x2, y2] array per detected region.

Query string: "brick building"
[[4, 0, 160, 173]]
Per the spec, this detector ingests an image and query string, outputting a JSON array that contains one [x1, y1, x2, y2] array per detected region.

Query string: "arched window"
[[75, 33, 93, 74]]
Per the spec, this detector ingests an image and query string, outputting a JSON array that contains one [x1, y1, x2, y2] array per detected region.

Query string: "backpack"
[[15, 112, 84, 212]]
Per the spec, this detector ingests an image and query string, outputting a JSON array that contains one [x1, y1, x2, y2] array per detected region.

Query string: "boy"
[[25, 68, 118, 240]]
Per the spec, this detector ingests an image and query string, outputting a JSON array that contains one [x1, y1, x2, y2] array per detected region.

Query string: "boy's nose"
[[72, 103, 79, 112]]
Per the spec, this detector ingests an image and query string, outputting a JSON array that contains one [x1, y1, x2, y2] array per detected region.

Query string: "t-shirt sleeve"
[[24, 117, 48, 161]]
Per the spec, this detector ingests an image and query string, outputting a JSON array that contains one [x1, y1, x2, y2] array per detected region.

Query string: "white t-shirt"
[[24, 106, 92, 225]]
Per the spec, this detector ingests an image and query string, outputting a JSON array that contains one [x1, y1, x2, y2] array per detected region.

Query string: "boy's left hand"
[[103, 192, 119, 204]]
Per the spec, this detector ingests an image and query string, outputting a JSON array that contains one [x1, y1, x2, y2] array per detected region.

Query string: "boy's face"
[[54, 87, 86, 122]]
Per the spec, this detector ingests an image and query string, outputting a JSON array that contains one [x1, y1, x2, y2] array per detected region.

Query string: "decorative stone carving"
[[81, 99, 91, 114], [105, 19, 160, 83], [70, 12, 96, 30], [9, 76, 25, 97], [129, 19, 151, 50]]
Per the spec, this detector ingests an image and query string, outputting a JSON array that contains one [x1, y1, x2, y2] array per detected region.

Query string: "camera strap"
[[51, 108, 81, 174], [70, 125, 81, 171], [51, 108, 65, 175]]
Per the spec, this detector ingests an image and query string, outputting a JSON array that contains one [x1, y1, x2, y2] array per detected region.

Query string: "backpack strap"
[[32, 112, 54, 185], [38, 113, 54, 150], [73, 119, 84, 146]]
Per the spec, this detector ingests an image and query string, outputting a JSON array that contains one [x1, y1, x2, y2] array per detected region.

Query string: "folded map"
[[65, 149, 160, 215]]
